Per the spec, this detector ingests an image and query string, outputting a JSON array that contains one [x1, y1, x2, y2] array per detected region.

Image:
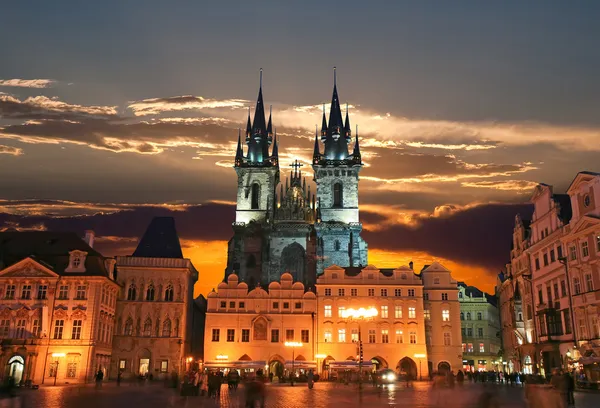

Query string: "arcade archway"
[[438, 361, 451, 375], [8, 355, 24, 384], [397, 357, 417, 379], [371, 356, 388, 370], [268, 355, 285, 378]]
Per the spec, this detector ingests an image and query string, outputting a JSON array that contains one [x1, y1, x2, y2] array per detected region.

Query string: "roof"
[[0, 231, 109, 277], [458, 281, 498, 307], [132, 217, 183, 258]]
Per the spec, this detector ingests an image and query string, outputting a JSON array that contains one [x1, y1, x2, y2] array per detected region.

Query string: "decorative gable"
[[65, 250, 87, 273], [0, 257, 59, 278]]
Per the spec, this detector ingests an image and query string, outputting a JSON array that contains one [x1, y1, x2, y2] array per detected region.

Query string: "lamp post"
[[414, 354, 426, 381], [341, 307, 378, 390], [51, 353, 65, 386], [285, 342, 302, 386]]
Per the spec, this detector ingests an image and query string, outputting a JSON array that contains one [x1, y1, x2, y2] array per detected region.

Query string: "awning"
[[284, 361, 316, 369], [329, 361, 374, 370], [204, 360, 266, 369]]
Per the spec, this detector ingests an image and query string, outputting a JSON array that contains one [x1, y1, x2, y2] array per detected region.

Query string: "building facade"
[[458, 282, 501, 372], [225, 70, 367, 289], [0, 231, 119, 385], [110, 217, 198, 380]]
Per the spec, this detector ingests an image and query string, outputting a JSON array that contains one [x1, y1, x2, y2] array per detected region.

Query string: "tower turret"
[[323, 67, 350, 161], [235, 128, 244, 166]]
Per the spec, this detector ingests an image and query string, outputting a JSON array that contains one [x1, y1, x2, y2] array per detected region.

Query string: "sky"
[[1, 1, 600, 295]]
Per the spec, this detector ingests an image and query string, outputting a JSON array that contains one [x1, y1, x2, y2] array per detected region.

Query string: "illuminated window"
[[442, 310, 450, 321], [338, 306, 345, 317], [462, 343, 466, 352], [381, 305, 388, 318], [395, 330, 403, 343], [424, 309, 431, 320], [351, 329, 359, 343], [324, 330, 332, 342], [467, 343, 473, 352], [67, 363, 77, 378], [71, 319, 82, 340], [381, 329, 389, 344], [408, 307, 416, 319], [395, 305, 402, 319], [338, 329, 346, 342], [271, 329, 279, 342], [324, 305, 332, 317], [479, 343, 485, 353]]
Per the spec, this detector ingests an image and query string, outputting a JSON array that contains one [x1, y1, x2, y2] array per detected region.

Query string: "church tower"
[[312, 68, 368, 273]]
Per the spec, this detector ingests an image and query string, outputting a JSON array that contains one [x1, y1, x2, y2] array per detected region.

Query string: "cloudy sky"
[[1, 1, 599, 295]]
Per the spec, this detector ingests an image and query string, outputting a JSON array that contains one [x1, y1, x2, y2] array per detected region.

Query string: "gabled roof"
[[132, 217, 183, 259], [458, 281, 498, 307], [567, 171, 600, 194], [0, 231, 109, 277]]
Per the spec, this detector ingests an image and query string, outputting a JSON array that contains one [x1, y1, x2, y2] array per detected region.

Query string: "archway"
[[280, 243, 306, 282], [8, 355, 25, 384], [138, 348, 151, 376], [268, 355, 285, 379], [322, 356, 335, 379], [371, 356, 389, 371], [438, 361, 451, 375], [397, 357, 417, 379]]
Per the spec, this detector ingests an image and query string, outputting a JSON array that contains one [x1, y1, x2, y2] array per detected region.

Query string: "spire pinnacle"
[[333, 66, 337, 87], [320, 103, 327, 138], [260, 68, 263, 89], [344, 102, 351, 139], [313, 124, 321, 163], [353, 124, 361, 162], [245, 107, 251, 138], [235, 128, 243, 165], [271, 127, 279, 163], [267, 104, 273, 136]]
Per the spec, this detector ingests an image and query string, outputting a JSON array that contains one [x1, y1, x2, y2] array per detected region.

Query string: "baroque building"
[[225, 69, 367, 289], [457, 282, 501, 372], [110, 217, 198, 379], [0, 231, 119, 385]]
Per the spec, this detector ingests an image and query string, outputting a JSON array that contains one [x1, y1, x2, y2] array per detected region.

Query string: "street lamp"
[[341, 307, 378, 389], [284, 342, 303, 386], [414, 354, 426, 381], [51, 353, 65, 386]]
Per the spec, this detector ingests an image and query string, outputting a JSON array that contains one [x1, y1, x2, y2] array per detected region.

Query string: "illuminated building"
[[0, 230, 119, 384]]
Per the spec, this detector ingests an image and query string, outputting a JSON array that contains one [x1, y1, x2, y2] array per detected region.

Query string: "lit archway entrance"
[[268, 355, 285, 379], [322, 356, 335, 380], [138, 348, 151, 376], [8, 355, 25, 384], [397, 357, 417, 379], [371, 356, 388, 371], [438, 361, 451, 375]]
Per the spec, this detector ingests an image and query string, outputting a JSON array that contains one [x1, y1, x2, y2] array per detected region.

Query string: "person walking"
[[116, 370, 122, 386], [307, 369, 314, 389], [95, 369, 104, 389], [565, 370, 575, 407]]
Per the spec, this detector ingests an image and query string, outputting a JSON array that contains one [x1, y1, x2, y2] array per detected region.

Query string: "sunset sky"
[[1, 1, 600, 296]]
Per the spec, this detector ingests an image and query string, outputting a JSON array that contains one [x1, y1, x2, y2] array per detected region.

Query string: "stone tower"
[[312, 68, 368, 272]]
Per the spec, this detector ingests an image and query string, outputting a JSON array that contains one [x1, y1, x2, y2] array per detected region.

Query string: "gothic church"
[[225, 70, 368, 288]]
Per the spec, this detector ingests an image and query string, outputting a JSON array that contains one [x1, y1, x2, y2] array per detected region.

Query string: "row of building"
[[497, 171, 600, 382]]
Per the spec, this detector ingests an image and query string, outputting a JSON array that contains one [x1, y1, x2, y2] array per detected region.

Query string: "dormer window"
[[66, 250, 88, 272]]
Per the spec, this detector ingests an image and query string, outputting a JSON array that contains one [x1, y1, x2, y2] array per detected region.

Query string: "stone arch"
[[397, 357, 417, 378], [371, 356, 388, 370], [280, 242, 306, 282], [437, 361, 451, 374], [268, 354, 285, 377]]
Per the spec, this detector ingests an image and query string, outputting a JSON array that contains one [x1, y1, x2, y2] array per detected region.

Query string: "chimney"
[[84, 230, 95, 248]]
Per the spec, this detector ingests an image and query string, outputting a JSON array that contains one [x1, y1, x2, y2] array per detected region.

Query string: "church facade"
[[225, 70, 368, 289]]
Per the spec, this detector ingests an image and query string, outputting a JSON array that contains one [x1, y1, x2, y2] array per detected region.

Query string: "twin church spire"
[[235, 68, 361, 168]]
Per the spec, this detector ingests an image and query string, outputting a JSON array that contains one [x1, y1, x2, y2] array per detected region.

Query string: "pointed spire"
[[245, 107, 251, 138], [235, 128, 243, 165], [302, 177, 306, 193], [328, 67, 343, 135], [313, 125, 321, 163], [353, 124, 361, 162], [320, 104, 327, 138], [267, 105, 273, 136], [344, 103, 351, 139], [271, 128, 278, 161]]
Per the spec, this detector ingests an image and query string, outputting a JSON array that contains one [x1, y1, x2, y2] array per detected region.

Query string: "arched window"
[[162, 319, 171, 337], [466, 312, 471, 320], [164, 285, 174, 302], [251, 183, 260, 209], [124, 318, 133, 336], [143, 318, 152, 337], [127, 284, 137, 301], [334, 240, 341, 251], [174, 318, 180, 337], [333, 182, 343, 207], [477, 312, 482, 320], [460, 312, 464, 320], [146, 284, 155, 301]]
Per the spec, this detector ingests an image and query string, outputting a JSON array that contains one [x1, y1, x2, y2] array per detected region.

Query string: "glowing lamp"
[[284, 342, 303, 347], [216, 355, 228, 360], [315, 354, 327, 359], [414, 354, 426, 358], [341, 307, 378, 319], [51, 353, 66, 358]]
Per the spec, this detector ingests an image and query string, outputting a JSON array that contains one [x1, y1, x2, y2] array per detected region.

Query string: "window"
[[461, 328, 466, 337], [67, 363, 77, 378], [441, 293, 448, 301], [424, 293, 429, 300], [443, 332, 451, 346], [424, 309, 431, 320], [467, 328, 473, 337], [283, 302, 289, 309], [338, 306, 345, 317], [554, 283, 560, 300], [460, 312, 464, 320], [535, 258, 540, 270], [324, 305, 332, 317], [408, 307, 416, 319], [160, 361, 168, 373], [381, 305, 388, 318], [230, 301, 235, 308], [434, 278, 440, 284], [324, 330, 332, 342], [479, 343, 485, 353], [409, 332, 416, 344], [573, 278, 581, 295], [462, 343, 466, 352], [563, 310, 572, 335], [146, 284, 155, 301], [227, 329, 235, 342], [15, 319, 26, 338], [37, 285, 48, 300], [251, 183, 260, 209], [550, 249, 556, 263], [466, 312, 471, 320], [57, 285, 68, 300], [570, 246, 577, 261], [69, 319, 82, 340], [394, 289, 401, 297], [558, 245, 563, 258], [542, 253, 548, 266], [334, 240, 341, 251], [585, 274, 594, 292], [394, 305, 402, 319], [301, 329, 309, 343], [351, 288, 358, 296], [582, 241, 589, 257], [338, 329, 346, 342], [143, 318, 152, 337], [241, 302, 247, 309], [75, 285, 87, 300], [324, 288, 331, 296], [271, 329, 279, 342], [21, 285, 31, 299], [294, 302, 301, 309], [0, 320, 10, 338], [442, 310, 450, 321], [54, 320, 64, 339], [467, 343, 473, 352], [5, 285, 15, 299], [164, 285, 174, 301], [162, 319, 171, 337], [547, 285, 552, 303], [286, 329, 294, 341], [124, 318, 133, 336], [273, 302, 279, 309], [32, 319, 41, 337], [381, 289, 387, 297], [368, 329, 376, 343], [478, 327, 484, 338], [333, 182, 343, 207], [459, 292, 463, 298], [381, 329, 389, 344], [368, 288, 375, 296], [477, 312, 482, 320], [560, 280, 567, 297], [408, 289, 415, 297], [338, 288, 345, 296], [395, 330, 403, 343], [220, 301, 226, 308], [538, 288, 543, 304], [351, 329, 359, 343], [212, 328, 220, 342]]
